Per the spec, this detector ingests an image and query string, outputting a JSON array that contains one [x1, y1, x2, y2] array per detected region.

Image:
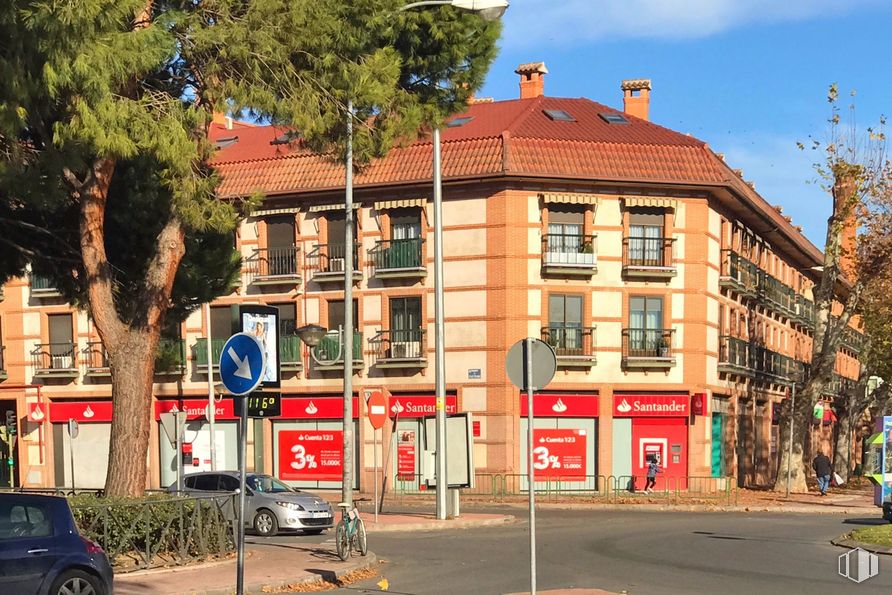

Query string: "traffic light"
[[5, 411, 16, 437]]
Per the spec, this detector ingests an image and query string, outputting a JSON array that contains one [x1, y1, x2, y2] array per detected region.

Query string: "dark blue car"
[[0, 493, 113, 595]]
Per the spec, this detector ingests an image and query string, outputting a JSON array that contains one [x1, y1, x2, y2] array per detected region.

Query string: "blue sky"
[[478, 0, 892, 246]]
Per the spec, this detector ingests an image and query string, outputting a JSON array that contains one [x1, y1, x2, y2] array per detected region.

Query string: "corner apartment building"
[[0, 62, 863, 492]]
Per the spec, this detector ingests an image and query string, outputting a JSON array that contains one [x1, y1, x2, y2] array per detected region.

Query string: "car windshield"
[[248, 475, 294, 493]]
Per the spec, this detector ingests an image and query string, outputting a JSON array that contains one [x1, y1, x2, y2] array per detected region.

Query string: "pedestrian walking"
[[644, 454, 661, 493], [812, 451, 833, 496]]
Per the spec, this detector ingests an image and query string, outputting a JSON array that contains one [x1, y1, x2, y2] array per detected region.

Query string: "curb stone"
[[366, 515, 516, 532], [831, 537, 892, 556], [119, 551, 379, 595]]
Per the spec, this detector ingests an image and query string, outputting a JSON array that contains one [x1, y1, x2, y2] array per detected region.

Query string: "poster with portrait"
[[240, 305, 280, 387]]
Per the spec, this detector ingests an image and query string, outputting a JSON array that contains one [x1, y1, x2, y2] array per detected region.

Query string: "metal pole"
[[785, 382, 796, 498], [525, 337, 537, 595], [433, 126, 448, 520], [374, 428, 379, 523], [343, 100, 354, 508], [70, 435, 75, 492], [236, 398, 248, 595], [205, 302, 217, 471], [175, 418, 183, 493]]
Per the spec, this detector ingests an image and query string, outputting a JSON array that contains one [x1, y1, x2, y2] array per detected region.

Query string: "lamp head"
[[296, 324, 328, 347], [451, 0, 509, 21]]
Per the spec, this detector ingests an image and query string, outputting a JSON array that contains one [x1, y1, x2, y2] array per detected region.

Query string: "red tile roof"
[[209, 95, 824, 266]]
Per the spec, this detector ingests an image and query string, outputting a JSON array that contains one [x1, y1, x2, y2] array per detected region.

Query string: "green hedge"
[[70, 493, 235, 571]]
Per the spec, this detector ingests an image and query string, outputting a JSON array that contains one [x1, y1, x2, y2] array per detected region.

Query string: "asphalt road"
[[327, 507, 892, 595]]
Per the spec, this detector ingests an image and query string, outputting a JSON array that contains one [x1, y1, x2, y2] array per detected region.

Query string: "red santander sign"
[[613, 394, 689, 417], [278, 430, 343, 482]]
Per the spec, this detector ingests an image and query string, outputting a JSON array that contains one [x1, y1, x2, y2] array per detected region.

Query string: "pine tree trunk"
[[104, 330, 160, 497]]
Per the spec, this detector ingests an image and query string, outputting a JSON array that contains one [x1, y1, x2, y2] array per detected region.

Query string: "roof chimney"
[[621, 79, 651, 121], [515, 62, 548, 99]]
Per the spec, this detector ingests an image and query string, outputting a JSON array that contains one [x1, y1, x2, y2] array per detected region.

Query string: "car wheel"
[[50, 569, 104, 595], [304, 529, 325, 535], [253, 509, 279, 537]]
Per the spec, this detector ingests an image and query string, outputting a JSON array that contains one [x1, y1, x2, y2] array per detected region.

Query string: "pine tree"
[[0, 0, 500, 496]]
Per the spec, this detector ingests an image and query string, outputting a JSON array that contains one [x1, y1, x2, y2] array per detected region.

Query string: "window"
[[276, 303, 297, 336], [328, 299, 359, 331], [0, 502, 52, 539], [598, 112, 629, 124], [629, 296, 665, 354], [218, 475, 240, 492], [210, 306, 232, 338], [266, 217, 295, 249], [543, 109, 576, 122], [446, 116, 474, 128], [548, 294, 583, 351], [391, 211, 421, 241], [628, 210, 665, 266], [390, 297, 422, 357], [547, 205, 585, 253], [193, 475, 220, 491], [47, 313, 74, 368]]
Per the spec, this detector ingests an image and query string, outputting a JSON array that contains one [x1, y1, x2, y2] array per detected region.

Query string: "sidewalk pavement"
[[114, 512, 515, 595]]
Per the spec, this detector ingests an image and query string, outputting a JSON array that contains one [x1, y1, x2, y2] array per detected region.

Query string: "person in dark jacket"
[[812, 451, 833, 496]]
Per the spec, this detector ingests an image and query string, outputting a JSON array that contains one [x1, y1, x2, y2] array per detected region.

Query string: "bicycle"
[[334, 500, 368, 561]]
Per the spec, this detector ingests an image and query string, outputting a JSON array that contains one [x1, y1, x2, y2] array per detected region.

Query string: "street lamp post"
[[337, 0, 509, 517]]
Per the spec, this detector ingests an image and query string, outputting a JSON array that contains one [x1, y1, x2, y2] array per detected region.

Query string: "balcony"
[[719, 250, 759, 297], [825, 373, 858, 397], [622, 236, 676, 279], [30, 274, 63, 298], [0, 346, 6, 381], [307, 243, 362, 284], [794, 294, 816, 330], [155, 338, 186, 376], [836, 319, 865, 354], [194, 338, 226, 373], [31, 342, 78, 378], [541, 325, 597, 368], [310, 331, 363, 371], [758, 273, 796, 319], [369, 238, 426, 280], [541, 234, 598, 277], [280, 335, 304, 373], [718, 335, 802, 383], [621, 328, 676, 369], [245, 247, 301, 287], [370, 329, 427, 369], [83, 341, 111, 377]]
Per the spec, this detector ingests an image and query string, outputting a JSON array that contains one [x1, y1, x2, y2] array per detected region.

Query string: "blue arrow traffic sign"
[[219, 333, 267, 396]]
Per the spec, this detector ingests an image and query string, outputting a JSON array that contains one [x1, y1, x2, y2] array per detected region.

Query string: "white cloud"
[[501, 0, 883, 47], [716, 132, 830, 246]]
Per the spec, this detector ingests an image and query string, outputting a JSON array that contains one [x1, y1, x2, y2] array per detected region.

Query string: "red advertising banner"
[[397, 430, 416, 480], [531, 428, 587, 480], [520, 394, 599, 418], [389, 395, 457, 418], [278, 430, 343, 481], [30, 401, 114, 423], [155, 400, 237, 421], [280, 397, 359, 419], [613, 394, 689, 417]]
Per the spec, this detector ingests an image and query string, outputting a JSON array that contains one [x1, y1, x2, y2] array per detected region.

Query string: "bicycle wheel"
[[355, 516, 368, 556], [335, 520, 349, 561]]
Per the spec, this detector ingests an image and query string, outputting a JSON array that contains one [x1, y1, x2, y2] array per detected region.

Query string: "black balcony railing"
[[541, 325, 596, 359], [622, 237, 676, 270], [30, 274, 61, 295], [308, 243, 360, 277], [621, 328, 675, 360], [194, 338, 227, 371], [718, 335, 803, 382], [720, 250, 759, 295], [371, 329, 426, 366], [795, 294, 816, 329], [246, 247, 300, 281], [834, 318, 865, 353], [31, 342, 78, 374], [155, 339, 186, 373], [280, 335, 303, 370], [759, 272, 796, 317], [0, 346, 6, 377], [369, 238, 424, 275], [542, 234, 598, 269], [83, 341, 110, 374]]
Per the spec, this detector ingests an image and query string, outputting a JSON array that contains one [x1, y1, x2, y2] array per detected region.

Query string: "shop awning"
[[622, 195, 678, 210], [540, 192, 600, 205]]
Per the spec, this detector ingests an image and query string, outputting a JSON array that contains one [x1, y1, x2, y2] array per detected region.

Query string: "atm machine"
[[865, 415, 892, 522]]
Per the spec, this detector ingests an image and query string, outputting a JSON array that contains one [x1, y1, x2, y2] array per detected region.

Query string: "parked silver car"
[[171, 471, 334, 537]]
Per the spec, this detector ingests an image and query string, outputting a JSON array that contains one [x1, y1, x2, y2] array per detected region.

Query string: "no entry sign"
[[278, 430, 343, 482], [367, 391, 387, 430]]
